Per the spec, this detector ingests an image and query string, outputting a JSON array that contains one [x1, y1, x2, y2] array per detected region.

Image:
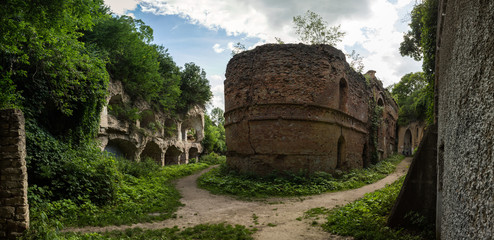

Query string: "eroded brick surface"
[[224, 44, 398, 175]]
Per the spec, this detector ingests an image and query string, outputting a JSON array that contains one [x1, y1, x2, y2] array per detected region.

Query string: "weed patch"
[[31, 223, 254, 240], [322, 176, 431, 240], [198, 155, 404, 198]]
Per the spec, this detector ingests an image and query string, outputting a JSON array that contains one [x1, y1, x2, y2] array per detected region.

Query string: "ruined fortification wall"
[[436, 0, 494, 238], [225, 44, 395, 175], [98, 80, 204, 166], [397, 121, 425, 156], [0, 109, 29, 239]]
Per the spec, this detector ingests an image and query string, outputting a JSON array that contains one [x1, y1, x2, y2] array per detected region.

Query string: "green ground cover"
[[197, 155, 405, 199]]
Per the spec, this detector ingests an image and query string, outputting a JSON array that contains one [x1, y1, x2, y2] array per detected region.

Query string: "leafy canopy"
[[293, 10, 345, 45], [399, 0, 438, 124], [391, 72, 429, 126]]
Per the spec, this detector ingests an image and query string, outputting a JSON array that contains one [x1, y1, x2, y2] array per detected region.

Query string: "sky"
[[103, 0, 422, 111]]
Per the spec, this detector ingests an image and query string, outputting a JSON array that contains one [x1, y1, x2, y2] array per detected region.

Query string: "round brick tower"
[[224, 44, 371, 175]]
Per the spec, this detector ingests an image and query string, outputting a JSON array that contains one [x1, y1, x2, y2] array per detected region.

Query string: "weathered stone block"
[[0, 206, 15, 218]]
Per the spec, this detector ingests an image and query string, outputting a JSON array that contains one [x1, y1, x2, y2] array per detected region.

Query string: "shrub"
[[26, 121, 119, 206], [322, 176, 429, 240], [197, 155, 404, 198]]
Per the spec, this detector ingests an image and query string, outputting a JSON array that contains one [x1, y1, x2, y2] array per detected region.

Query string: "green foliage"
[[177, 63, 213, 111], [107, 103, 141, 122], [26, 121, 119, 206], [0, 0, 110, 144], [28, 160, 210, 229], [391, 72, 429, 126], [346, 50, 365, 73], [400, 0, 438, 124], [199, 152, 227, 165], [322, 176, 430, 240], [198, 155, 404, 199], [60, 223, 254, 240], [293, 10, 345, 45], [211, 107, 225, 126], [202, 113, 227, 154]]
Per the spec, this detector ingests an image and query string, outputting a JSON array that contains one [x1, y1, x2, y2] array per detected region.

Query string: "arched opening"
[[339, 78, 348, 111], [336, 135, 346, 169], [140, 141, 162, 165], [377, 97, 384, 107], [104, 138, 137, 160], [108, 94, 125, 120], [403, 129, 412, 156], [140, 109, 155, 129], [189, 147, 199, 163], [165, 146, 181, 165], [362, 143, 369, 168]]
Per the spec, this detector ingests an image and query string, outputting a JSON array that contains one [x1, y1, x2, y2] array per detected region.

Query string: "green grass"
[[197, 155, 405, 199], [46, 223, 255, 240], [321, 176, 432, 240], [27, 159, 213, 232]]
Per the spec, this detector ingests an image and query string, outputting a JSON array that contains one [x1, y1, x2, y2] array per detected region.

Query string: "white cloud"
[[208, 75, 225, 110], [104, 0, 421, 102], [104, 0, 139, 15], [212, 43, 225, 53], [137, 0, 420, 86]]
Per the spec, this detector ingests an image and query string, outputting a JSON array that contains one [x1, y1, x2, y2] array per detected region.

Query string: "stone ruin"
[[97, 80, 204, 165], [224, 44, 398, 175]]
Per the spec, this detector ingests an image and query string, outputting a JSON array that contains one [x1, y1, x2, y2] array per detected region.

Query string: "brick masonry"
[[224, 44, 398, 175], [0, 109, 29, 239]]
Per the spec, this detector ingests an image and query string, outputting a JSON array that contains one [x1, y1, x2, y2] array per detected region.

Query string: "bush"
[[26, 121, 119, 206], [199, 152, 226, 165], [322, 176, 429, 240], [197, 155, 404, 198]]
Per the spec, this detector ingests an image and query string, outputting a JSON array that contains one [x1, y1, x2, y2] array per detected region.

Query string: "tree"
[[293, 10, 345, 45], [400, 0, 438, 124], [0, 0, 110, 143], [202, 114, 226, 154], [230, 42, 246, 56], [346, 50, 364, 73], [391, 72, 429, 126], [178, 63, 212, 111], [210, 107, 225, 126]]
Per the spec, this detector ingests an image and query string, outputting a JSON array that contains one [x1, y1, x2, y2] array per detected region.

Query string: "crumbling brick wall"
[[0, 109, 29, 239], [224, 44, 397, 175]]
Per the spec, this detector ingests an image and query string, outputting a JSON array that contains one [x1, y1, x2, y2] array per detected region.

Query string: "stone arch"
[[336, 135, 346, 169], [140, 141, 162, 165], [165, 145, 181, 165], [109, 94, 123, 106], [377, 97, 384, 106], [104, 138, 137, 160], [339, 78, 348, 111], [140, 109, 155, 129], [189, 147, 199, 162], [403, 129, 412, 156]]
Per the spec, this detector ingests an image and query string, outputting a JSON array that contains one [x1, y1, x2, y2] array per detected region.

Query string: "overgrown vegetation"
[[322, 176, 433, 240], [399, 0, 438, 124], [198, 155, 404, 199], [202, 107, 227, 155], [70, 223, 254, 240], [391, 72, 429, 126], [24, 223, 254, 240]]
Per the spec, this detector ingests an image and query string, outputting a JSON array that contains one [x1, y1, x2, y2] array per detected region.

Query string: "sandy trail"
[[68, 157, 411, 239]]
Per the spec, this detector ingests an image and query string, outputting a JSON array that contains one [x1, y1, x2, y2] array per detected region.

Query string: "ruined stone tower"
[[224, 44, 397, 175]]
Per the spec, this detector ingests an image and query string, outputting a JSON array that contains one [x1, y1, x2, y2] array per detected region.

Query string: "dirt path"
[[69, 158, 411, 239]]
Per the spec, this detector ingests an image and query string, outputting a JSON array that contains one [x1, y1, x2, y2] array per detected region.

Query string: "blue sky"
[[104, 0, 422, 111]]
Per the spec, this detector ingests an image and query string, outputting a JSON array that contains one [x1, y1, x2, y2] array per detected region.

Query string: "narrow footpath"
[[70, 157, 412, 240]]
